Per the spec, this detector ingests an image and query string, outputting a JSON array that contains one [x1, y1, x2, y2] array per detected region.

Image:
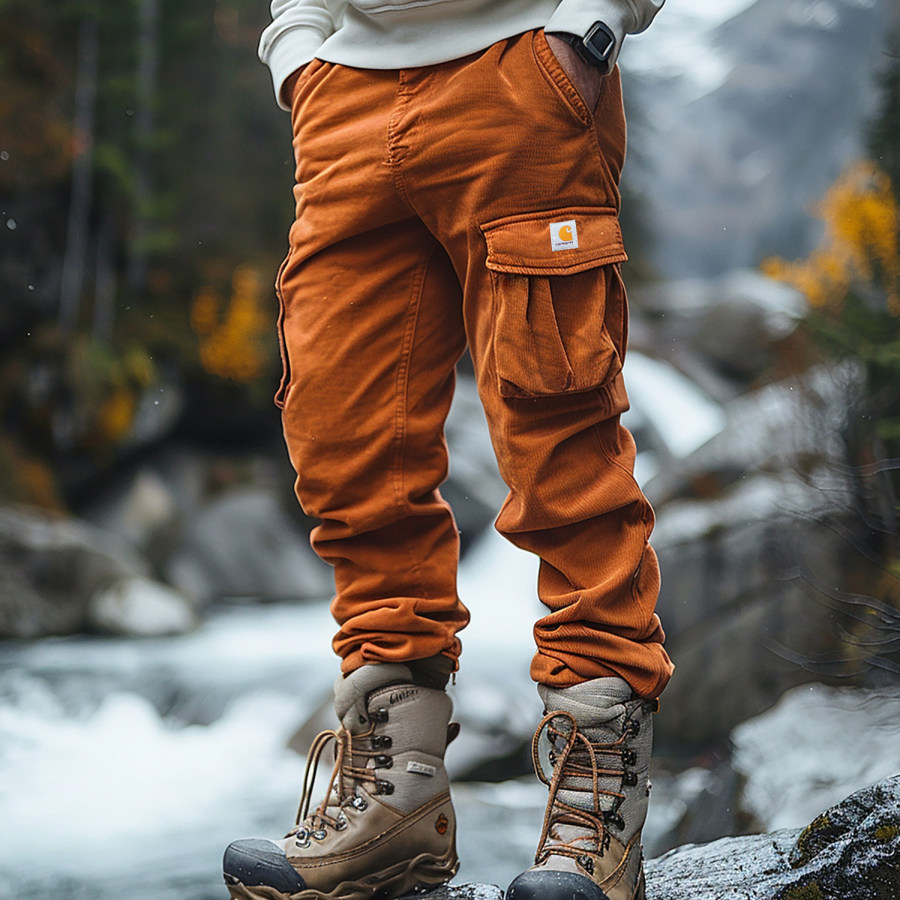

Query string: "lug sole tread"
[[226, 849, 459, 900]]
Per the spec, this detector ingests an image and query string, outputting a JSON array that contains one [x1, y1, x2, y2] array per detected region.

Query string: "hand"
[[281, 64, 309, 108], [544, 33, 604, 112]]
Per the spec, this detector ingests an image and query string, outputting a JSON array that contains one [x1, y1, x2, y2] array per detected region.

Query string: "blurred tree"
[[762, 34, 900, 679], [0, 0, 291, 506], [59, 16, 99, 333], [620, 72, 657, 284], [191, 265, 269, 384], [869, 41, 899, 190], [763, 160, 899, 528]]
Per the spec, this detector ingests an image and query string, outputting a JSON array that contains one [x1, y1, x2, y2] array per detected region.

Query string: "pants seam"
[[386, 71, 421, 213], [591, 414, 656, 614], [392, 239, 436, 597]]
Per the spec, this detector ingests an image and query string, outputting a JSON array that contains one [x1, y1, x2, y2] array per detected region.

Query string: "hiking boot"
[[506, 678, 656, 900], [224, 663, 459, 900]]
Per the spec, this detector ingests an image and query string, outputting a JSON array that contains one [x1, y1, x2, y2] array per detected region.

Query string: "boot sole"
[[225, 848, 459, 900]]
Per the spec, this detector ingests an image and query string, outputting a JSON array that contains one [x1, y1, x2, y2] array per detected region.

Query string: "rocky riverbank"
[[407, 778, 900, 900]]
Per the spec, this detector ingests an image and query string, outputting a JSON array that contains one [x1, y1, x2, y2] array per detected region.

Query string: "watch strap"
[[555, 21, 616, 71]]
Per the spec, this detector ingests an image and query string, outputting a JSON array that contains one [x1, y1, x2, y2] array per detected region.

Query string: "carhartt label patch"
[[550, 220, 578, 251], [407, 761, 437, 777]]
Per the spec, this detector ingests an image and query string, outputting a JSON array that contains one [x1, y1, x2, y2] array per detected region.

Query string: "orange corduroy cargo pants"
[[276, 30, 673, 699]]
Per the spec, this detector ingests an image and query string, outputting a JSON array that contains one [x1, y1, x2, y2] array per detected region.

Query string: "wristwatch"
[[555, 21, 616, 70]]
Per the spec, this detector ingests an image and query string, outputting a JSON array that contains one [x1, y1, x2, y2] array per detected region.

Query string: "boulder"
[[732, 684, 900, 834], [88, 576, 196, 637], [633, 269, 805, 387], [394, 779, 900, 899], [0, 505, 149, 638], [79, 466, 184, 560], [645, 777, 900, 899], [164, 486, 333, 603], [652, 486, 853, 748]]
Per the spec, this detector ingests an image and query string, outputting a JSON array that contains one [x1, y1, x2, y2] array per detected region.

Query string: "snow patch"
[[623, 353, 726, 459], [732, 683, 900, 831]]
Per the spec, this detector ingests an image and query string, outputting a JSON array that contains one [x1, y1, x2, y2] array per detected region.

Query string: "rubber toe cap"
[[506, 870, 612, 900], [223, 838, 307, 893]]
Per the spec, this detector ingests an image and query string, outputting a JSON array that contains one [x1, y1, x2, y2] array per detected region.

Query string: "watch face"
[[585, 22, 615, 61]]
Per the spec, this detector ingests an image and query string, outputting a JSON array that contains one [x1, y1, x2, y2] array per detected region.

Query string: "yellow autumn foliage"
[[191, 265, 269, 382], [96, 387, 137, 444], [762, 161, 900, 315]]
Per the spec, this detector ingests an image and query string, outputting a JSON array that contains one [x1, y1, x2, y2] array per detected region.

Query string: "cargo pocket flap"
[[482, 207, 627, 276]]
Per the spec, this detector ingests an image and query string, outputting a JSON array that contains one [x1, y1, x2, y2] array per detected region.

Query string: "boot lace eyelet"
[[372, 735, 392, 749], [625, 719, 640, 737], [335, 816, 348, 831], [374, 754, 393, 769], [576, 855, 595, 875], [312, 828, 327, 840], [622, 749, 637, 766], [371, 708, 389, 724], [623, 771, 638, 787], [375, 779, 394, 795], [351, 795, 368, 811]]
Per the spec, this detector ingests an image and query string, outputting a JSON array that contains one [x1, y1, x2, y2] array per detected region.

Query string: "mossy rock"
[[647, 777, 900, 900], [777, 776, 900, 900], [780, 883, 824, 900]]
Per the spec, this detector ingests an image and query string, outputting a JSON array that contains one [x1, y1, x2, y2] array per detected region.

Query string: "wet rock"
[[652, 495, 851, 748], [88, 576, 196, 637], [779, 778, 900, 899], [633, 269, 804, 387], [646, 777, 900, 900], [400, 885, 502, 900], [647, 828, 797, 899], [80, 467, 183, 560], [164, 486, 332, 603], [0, 505, 148, 638], [731, 684, 900, 834]]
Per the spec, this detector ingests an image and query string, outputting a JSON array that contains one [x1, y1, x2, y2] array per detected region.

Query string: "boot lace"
[[531, 709, 631, 869], [286, 722, 393, 845]]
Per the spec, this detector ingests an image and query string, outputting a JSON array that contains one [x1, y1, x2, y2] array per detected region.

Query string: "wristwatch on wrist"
[[556, 21, 616, 70]]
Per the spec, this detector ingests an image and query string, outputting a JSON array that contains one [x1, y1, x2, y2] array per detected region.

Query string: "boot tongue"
[[332, 666, 422, 800], [547, 722, 622, 814], [538, 678, 634, 815], [538, 678, 632, 729], [333, 664, 415, 731]]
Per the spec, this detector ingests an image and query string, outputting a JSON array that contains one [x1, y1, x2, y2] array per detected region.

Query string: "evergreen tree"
[[868, 34, 900, 190], [0, 0, 289, 505]]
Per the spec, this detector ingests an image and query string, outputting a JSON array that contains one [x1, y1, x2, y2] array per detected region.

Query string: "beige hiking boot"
[[506, 678, 656, 900], [223, 663, 459, 900]]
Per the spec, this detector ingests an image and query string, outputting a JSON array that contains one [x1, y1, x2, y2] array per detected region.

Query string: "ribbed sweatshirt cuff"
[[263, 26, 329, 110]]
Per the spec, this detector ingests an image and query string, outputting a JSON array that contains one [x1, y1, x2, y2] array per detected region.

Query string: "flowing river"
[[0, 529, 690, 899]]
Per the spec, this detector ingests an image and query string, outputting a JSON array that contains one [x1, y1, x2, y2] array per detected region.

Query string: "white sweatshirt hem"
[[260, 0, 665, 109]]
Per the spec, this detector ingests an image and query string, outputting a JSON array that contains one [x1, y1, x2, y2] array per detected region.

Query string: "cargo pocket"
[[481, 207, 628, 399], [273, 256, 292, 410]]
